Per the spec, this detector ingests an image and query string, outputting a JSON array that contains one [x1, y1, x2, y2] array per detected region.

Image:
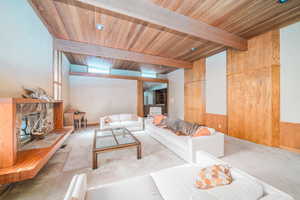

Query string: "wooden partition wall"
[[184, 59, 206, 125], [137, 80, 144, 117], [227, 30, 280, 147]]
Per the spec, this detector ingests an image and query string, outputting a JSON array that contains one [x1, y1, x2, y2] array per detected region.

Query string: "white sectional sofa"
[[99, 114, 143, 132], [64, 152, 294, 200], [145, 121, 224, 163]]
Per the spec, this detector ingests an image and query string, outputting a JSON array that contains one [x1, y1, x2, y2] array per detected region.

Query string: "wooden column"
[[184, 59, 206, 124], [137, 80, 144, 117], [227, 30, 280, 147], [53, 102, 64, 129]]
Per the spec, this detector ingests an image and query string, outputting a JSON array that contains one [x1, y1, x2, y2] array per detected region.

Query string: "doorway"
[[143, 82, 168, 117]]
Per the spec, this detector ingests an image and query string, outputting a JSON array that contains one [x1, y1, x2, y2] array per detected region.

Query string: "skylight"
[[87, 58, 111, 74], [88, 67, 110, 74], [141, 71, 157, 78]]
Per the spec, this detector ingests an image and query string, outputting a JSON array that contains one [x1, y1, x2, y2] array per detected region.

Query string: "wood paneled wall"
[[280, 122, 300, 153], [137, 80, 144, 117], [227, 30, 280, 147], [205, 113, 228, 134], [184, 59, 206, 125]]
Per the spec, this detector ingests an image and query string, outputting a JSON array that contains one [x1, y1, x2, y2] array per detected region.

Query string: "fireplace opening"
[[17, 103, 54, 150], [19, 113, 41, 146]]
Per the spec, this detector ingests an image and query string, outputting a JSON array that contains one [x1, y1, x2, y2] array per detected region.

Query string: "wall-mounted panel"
[[184, 59, 206, 125], [227, 30, 280, 147]]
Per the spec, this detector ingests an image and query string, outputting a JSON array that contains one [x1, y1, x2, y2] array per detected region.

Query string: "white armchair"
[[148, 107, 162, 117]]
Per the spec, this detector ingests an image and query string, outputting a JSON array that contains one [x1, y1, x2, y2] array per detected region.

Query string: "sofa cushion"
[[151, 165, 263, 200], [106, 122, 122, 129], [121, 121, 141, 128], [86, 175, 163, 200], [120, 114, 134, 121], [109, 115, 120, 122]]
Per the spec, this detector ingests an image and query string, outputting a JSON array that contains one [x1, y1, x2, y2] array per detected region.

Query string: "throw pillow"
[[174, 131, 185, 136], [153, 115, 165, 125], [165, 118, 181, 132], [192, 127, 213, 137], [104, 117, 112, 124], [195, 165, 233, 190], [177, 120, 201, 136]]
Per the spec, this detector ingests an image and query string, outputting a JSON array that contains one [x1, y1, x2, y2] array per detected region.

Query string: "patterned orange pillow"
[[153, 115, 165, 125], [195, 165, 233, 189], [192, 127, 212, 137], [104, 117, 112, 124]]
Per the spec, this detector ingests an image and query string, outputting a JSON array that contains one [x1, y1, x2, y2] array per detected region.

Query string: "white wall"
[[0, 0, 53, 97], [280, 22, 300, 123], [62, 54, 70, 109], [205, 51, 227, 115], [69, 76, 137, 123], [168, 69, 184, 119]]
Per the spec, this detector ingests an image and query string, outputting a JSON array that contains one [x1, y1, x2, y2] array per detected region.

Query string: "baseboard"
[[87, 122, 99, 126], [280, 145, 300, 154], [280, 121, 300, 152]]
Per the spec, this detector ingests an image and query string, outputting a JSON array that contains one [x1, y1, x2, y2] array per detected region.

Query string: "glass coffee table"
[[92, 128, 142, 169]]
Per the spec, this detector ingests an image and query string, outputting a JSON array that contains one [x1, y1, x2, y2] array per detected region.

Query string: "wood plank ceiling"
[[64, 52, 176, 74], [30, 0, 300, 73]]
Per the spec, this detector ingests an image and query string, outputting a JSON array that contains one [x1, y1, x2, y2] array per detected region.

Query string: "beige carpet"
[[3, 127, 300, 200], [3, 127, 184, 200]]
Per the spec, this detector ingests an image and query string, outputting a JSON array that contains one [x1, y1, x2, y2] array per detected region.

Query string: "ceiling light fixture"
[[191, 47, 197, 51], [96, 24, 104, 30], [278, 0, 288, 4]]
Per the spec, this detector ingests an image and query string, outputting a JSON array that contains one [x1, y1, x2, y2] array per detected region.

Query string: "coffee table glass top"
[[94, 128, 138, 150]]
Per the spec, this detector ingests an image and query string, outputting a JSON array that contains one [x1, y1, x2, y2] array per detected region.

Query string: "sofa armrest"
[[188, 132, 224, 162], [99, 117, 105, 129], [138, 117, 144, 123], [260, 194, 294, 200], [64, 174, 87, 200], [195, 150, 228, 167]]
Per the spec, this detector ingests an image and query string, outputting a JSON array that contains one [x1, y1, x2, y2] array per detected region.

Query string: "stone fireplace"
[[16, 103, 54, 150]]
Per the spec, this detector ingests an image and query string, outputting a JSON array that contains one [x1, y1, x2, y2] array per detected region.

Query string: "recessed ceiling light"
[[278, 0, 288, 3], [96, 24, 104, 30], [191, 47, 197, 51]]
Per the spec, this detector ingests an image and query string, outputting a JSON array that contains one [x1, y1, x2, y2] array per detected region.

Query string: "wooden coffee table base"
[[92, 143, 142, 169]]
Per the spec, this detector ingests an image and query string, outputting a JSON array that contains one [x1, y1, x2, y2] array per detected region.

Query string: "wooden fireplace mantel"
[[0, 98, 73, 184]]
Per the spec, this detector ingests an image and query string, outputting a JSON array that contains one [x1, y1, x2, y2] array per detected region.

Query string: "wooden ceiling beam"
[[74, 0, 247, 50], [54, 38, 192, 69], [70, 71, 169, 83]]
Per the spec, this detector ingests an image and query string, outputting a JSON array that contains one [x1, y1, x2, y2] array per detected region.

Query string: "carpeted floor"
[[2, 127, 300, 200]]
